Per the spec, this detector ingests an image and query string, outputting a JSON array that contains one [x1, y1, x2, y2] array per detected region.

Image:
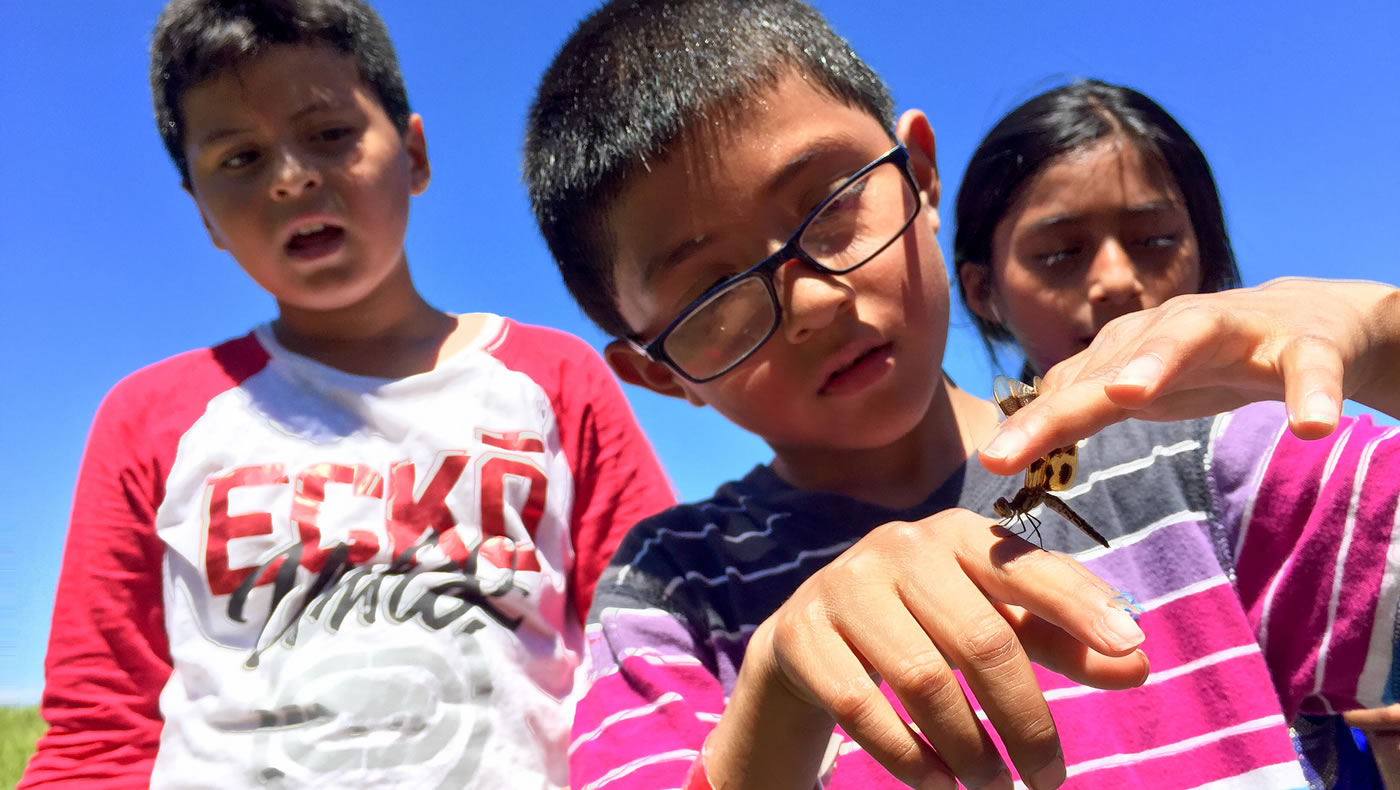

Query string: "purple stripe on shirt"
[[1081, 514, 1220, 603], [1204, 401, 1288, 559]]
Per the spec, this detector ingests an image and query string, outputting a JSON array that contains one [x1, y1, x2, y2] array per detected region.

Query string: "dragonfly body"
[[991, 376, 1111, 549]]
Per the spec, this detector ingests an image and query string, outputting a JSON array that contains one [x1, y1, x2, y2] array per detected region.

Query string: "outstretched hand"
[[705, 508, 1149, 790], [980, 277, 1400, 476]]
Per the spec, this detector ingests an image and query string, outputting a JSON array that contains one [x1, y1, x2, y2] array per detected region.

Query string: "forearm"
[[701, 624, 837, 789]]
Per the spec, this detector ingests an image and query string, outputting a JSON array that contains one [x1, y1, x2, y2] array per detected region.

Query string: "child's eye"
[[669, 274, 741, 320], [812, 177, 868, 218], [1035, 247, 1082, 268], [1139, 234, 1178, 249], [220, 149, 259, 170], [801, 178, 869, 256], [693, 275, 742, 304], [314, 126, 355, 144]]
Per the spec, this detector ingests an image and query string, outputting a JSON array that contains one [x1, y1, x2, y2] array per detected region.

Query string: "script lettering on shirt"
[[198, 432, 553, 660]]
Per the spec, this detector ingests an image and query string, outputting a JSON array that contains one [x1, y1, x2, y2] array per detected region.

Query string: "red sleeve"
[[20, 336, 268, 788], [490, 321, 676, 623]]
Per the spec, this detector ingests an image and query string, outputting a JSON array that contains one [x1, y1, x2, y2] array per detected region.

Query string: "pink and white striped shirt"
[[573, 403, 1400, 789]]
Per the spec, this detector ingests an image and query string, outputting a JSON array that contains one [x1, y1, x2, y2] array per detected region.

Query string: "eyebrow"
[[639, 136, 860, 284], [193, 98, 346, 148], [1026, 200, 1181, 231]]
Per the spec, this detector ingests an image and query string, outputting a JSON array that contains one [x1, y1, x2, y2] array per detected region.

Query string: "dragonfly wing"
[[1024, 456, 1051, 489], [1045, 443, 1079, 492], [993, 375, 1038, 418]]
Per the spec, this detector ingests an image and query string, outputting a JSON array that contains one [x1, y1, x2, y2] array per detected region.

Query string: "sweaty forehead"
[[602, 75, 891, 333], [992, 137, 1189, 246], [1029, 138, 1182, 211], [181, 45, 364, 140]]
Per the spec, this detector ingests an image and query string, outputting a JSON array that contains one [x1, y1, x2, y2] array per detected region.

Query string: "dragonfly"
[[990, 375, 1110, 549]]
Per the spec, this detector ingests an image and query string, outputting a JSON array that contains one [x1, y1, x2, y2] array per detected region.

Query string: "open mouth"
[[285, 223, 346, 260]]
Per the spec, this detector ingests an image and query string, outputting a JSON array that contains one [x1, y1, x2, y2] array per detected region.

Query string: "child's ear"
[[896, 109, 940, 210], [604, 340, 707, 407], [183, 185, 229, 251], [957, 260, 999, 325], [405, 114, 431, 195]]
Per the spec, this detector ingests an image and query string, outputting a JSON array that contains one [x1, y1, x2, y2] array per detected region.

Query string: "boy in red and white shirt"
[[20, 2, 673, 788]]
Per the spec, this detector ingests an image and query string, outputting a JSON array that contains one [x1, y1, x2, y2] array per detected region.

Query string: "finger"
[[840, 603, 1011, 789], [1102, 348, 1171, 408], [1000, 604, 1151, 690], [1342, 703, 1400, 731], [980, 358, 1144, 475], [886, 584, 1066, 790], [1278, 334, 1345, 440], [956, 530, 1147, 658], [981, 377, 1267, 477], [773, 613, 958, 790], [1099, 293, 1262, 390]]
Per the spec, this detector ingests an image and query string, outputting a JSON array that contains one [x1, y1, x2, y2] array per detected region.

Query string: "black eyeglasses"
[[629, 144, 921, 383]]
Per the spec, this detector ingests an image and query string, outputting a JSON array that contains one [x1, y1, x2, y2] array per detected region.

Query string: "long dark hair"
[[953, 79, 1241, 364]]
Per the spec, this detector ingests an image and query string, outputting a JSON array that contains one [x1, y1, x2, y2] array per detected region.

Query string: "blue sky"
[[0, 1, 1395, 705]]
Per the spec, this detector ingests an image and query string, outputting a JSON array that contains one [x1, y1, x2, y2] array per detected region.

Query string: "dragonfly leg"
[[1025, 510, 1044, 546], [997, 511, 1045, 548]]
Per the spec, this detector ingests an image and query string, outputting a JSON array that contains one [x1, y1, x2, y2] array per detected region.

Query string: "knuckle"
[[1002, 708, 1060, 755], [1169, 298, 1224, 329], [1099, 307, 1144, 336], [1287, 332, 1340, 356], [772, 597, 826, 646], [885, 651, 955, 698], [825, 678, 883, 726], [875, 519, 924, 550], [825, 549, 877, 588], [885, 736, 935, 777], [955, 616, 1022, 670], [1091, 313, 1135, 347]]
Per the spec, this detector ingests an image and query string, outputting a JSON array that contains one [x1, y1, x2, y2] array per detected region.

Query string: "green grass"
[[0, 707, 45, 790]]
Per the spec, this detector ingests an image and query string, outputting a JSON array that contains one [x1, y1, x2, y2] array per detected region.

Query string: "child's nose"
[[1086, 238, 1143, 305], [269, 148, 322, 200], [778, 259, 854, 344]]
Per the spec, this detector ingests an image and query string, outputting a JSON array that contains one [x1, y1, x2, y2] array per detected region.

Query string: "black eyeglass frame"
[[627, 143, 922, 383]]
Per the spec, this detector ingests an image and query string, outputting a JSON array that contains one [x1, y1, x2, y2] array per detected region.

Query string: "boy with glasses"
[[626, 145, 920, 383], [21, 1, 673, 787], [525, 0, 1400, 788]]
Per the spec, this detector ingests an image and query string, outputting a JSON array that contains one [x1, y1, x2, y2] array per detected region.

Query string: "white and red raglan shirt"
[[21, 316, 675, 790]]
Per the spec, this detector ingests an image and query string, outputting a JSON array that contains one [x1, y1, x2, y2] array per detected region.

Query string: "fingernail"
[[1113, 353, 1164, 389], [1295, 391, 1338, 426], [982, 427, 1028, 460], [1026, 751, 1067, 789], [1099, 605, 1145, 651]]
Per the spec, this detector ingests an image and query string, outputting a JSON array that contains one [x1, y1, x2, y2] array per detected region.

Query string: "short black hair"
[[150, 0, 411, 187], [524, 0, 895, 339], [953, 79, 1242, 363]]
